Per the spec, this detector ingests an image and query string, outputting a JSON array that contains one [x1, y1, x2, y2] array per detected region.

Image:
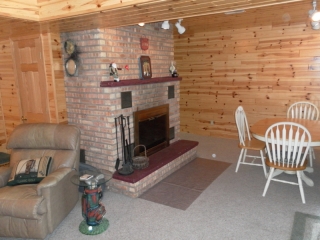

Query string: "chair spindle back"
[[287, 102, 319, 120], [265, 122, 311, 168], [235, 106, 251, 145]]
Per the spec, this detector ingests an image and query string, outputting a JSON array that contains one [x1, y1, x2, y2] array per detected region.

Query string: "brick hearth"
[[109, 140, 198, 198]]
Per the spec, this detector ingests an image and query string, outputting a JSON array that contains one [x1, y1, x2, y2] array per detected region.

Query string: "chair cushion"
[[7, 156, 52, 186], [0, 184, 46, 219]]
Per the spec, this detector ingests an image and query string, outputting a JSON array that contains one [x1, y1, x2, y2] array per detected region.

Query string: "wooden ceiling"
[[0, 0, 307, 37]]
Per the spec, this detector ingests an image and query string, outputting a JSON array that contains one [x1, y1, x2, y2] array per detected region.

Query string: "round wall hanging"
[[65, 58, 78, 76]]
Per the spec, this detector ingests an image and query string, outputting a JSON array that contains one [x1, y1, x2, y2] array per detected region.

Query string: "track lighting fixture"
[[310, 0, 320, 29], [161, 20, 170, 29], [175, 19, 186, 34], [138, 23, 145, 26]]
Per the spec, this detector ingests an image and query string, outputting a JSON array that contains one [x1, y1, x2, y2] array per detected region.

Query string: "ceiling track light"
[[138, 23, 145, 26], [161, 20, 170, 29], [175, 19, 186, 34], [310, 0, 320, 29]]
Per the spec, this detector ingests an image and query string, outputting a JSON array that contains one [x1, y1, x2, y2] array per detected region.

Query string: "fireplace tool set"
[[115, 115, 134, 175], [114, 114, 150, 174]]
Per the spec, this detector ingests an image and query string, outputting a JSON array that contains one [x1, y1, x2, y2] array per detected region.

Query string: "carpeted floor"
[[9, 134, 320, 240], [139, 158, 231, 210], [291, 212, 320, 240]]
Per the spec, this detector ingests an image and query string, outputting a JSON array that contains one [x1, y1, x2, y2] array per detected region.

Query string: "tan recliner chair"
[[0, 123, 81, 239]]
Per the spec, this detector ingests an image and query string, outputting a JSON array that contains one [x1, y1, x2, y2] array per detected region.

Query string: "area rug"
[[290, 212, 320, 240], [139, 158, 231, 210]]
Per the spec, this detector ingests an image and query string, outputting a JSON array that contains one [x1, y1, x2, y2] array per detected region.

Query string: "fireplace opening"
[[139, 114, 166, 149], [134, 104, 169, 157]]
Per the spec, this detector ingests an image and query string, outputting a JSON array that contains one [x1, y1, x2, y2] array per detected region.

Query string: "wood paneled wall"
[[42, 32, 68, 124], [0, 39, 21, 150], [0, 32, 66, 151], [175, 1, 320, 139]]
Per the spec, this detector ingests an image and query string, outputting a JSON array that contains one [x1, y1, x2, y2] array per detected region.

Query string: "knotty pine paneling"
[[50, 32, 68, 123], [42, 33, 58, 123], [175, 1, 320, 139], [0, 31, 67, 149], [0, 0, 301, 30], [41, 32, 68, 124], [0, 39, 20, 150]]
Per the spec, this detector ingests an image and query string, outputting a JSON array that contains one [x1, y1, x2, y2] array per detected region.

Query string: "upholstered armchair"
[[0, 123, 81, 239]]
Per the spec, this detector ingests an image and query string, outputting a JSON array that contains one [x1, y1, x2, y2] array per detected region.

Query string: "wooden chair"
[[235, 106, 267, 177], [287, 101, 319, 120], [262, 122, 311, 204], [287, 101, 319, 167]]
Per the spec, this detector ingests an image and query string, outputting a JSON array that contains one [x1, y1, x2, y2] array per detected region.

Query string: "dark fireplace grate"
[[139, 114, 166, 149], [134, 104, 169, 157]]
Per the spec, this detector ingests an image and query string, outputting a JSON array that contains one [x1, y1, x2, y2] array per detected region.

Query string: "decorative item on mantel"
[[139, 56, 152, 79], [169, 61, 179, 77], [140, 35, 149, 50], [109, 63, 120, 82]]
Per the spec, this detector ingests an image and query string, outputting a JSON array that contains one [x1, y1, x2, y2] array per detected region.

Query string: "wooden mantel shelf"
[[100, 77, 182, 87]]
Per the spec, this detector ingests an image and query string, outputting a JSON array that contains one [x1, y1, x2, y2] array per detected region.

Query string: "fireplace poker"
[[127, 116, 132, 163], [125, 139, 131, 163], [120, 115, 127, 162], [114, 117, 120, 171]]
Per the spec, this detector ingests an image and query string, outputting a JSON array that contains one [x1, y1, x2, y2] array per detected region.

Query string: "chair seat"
[[239, 138, 265, 150], [265, 158, 307, 171], [0, 184, 46, 220]]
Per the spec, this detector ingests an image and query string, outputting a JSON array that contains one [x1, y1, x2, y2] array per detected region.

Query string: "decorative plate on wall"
[[65, 58, 78, 77]]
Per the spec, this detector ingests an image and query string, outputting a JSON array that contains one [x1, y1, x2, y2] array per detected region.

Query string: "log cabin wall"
[[175, 1, 320, 139]]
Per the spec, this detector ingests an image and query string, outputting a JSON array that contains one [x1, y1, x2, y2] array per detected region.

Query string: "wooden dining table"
[[250, 117, 320, 187], [251, 118, 320, 147]]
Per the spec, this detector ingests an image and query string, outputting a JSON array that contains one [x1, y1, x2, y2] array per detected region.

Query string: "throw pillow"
[[7, 156, 53, 186]]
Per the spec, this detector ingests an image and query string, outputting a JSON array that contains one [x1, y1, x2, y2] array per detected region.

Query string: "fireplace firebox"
[[134, 104, 169, 157]]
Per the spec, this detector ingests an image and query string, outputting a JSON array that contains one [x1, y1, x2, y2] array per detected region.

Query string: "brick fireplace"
[[99, 76, 182, 168], [61, 24, 198, 197], [61, 24, 176, 172]]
